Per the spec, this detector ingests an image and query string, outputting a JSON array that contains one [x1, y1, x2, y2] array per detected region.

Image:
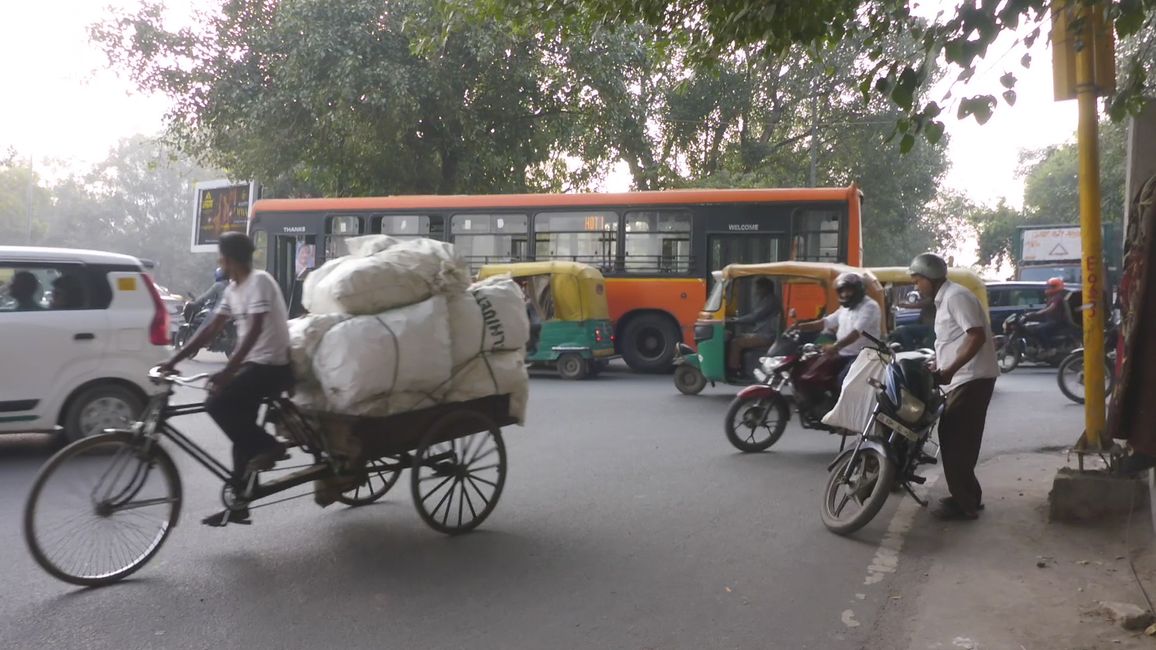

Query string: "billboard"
[[191, 180, 257, 252], [1021, 226, 1082, 263]]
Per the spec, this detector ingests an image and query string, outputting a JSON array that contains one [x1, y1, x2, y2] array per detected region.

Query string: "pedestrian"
[[908, 253, 998, 520]]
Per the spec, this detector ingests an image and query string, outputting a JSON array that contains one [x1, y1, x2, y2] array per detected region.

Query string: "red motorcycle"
[[723, 329, 851, 452]]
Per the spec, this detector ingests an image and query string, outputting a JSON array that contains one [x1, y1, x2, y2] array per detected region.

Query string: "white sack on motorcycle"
[[821, 350, 888, 432]]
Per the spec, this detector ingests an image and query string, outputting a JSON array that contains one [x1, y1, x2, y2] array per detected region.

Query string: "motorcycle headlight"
[[762, 356, 787, 372], [897, 388, 926, 422]]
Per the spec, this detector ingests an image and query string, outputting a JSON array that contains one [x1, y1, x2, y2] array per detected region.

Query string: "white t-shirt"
[[217, 270, 290, 366], [822, 298, 883, 357], [933, 280, 998, 393]]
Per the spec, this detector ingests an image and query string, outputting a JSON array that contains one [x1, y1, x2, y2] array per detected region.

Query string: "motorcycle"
[[994, 312, 1080, 373], [820, 333, 944, 535], [722, 328, 853, 453], [173, 301, 237, 358]]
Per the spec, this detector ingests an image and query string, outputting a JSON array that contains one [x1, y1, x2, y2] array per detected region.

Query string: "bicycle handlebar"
[[148, 366, 211, 386]]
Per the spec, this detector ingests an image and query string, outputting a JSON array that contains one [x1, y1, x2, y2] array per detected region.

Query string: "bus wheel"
[[621, 315, 679, 373]]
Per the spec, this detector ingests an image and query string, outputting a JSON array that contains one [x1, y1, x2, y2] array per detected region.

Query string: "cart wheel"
[[411, 410, 507, 535], [336, 457, 402, 507], [557, 353, 589, 380]]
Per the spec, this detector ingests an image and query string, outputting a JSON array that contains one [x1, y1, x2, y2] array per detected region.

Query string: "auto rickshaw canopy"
[[868, 266, 990, 314], [717, 261, 887, 325], [477, 261, 610, 321]]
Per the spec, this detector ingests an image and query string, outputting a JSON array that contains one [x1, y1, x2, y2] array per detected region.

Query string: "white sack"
[[312, 297, 453, 412], [447, 351, 530, 424], [288, 313, 351, 384], [821, 349, 888, 433], [448, 276, 531, 367], [303, 238, 470, 315]]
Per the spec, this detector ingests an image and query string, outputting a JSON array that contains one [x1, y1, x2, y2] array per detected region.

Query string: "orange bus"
[[250, 185, 863, 371]]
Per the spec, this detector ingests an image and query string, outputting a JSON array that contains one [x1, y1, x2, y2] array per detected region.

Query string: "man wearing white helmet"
[[794, 271, 883, 387], [909, 252, 998, 521]]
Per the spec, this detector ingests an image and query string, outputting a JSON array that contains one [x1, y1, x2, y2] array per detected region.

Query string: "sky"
[[0, 1, 1083, 211]]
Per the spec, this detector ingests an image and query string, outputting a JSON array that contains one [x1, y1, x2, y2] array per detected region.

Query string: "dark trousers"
[[205, 363, 293, 476], [938, 377, 997, 514]]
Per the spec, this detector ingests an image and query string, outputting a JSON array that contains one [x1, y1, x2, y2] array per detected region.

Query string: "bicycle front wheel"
[[24, 432, 182, 586]]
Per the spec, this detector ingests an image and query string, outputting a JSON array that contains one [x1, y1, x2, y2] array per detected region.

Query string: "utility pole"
[[1051, 0, 1115, 451]]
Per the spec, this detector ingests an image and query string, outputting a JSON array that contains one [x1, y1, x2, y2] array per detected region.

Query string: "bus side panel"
[[604, 277, 707, 343]]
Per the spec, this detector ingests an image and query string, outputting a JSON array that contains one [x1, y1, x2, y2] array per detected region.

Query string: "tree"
[[968, 120, 1127, 270], [92, 0, 610, 197], [440, 0, 1156, 137]]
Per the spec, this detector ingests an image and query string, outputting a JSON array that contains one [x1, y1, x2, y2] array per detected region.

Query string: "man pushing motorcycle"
[[908, 253, 999, 521]]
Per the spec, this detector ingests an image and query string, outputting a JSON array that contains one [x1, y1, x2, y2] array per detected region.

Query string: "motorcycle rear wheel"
[[821, 446, 895, 536], [724, 394, 789, 452]]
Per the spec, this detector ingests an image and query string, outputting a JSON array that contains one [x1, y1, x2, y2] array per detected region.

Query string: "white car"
[[0, 246, 170, 441]]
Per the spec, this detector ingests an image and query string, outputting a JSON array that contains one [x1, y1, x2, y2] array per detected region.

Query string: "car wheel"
[[62, 384, 144, 443]]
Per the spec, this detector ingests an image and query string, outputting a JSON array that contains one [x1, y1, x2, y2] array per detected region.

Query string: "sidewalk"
[[893, 452, 1156, 650]]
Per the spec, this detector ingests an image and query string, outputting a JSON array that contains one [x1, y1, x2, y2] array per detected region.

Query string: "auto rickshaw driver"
[[726, 277, 782, 373]]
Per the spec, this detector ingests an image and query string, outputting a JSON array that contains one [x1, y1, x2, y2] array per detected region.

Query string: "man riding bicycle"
[[161, 232, 293, 526]]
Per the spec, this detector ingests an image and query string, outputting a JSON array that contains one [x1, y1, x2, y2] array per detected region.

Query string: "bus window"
[[534, 211, 618, 270], [791, 209, 842, 262], [324, 215, 362, 261], [371, 214, 430, 239], [451, 213, 529, 268], [252, 229, 268, 271], [623, 210, 691, 274]]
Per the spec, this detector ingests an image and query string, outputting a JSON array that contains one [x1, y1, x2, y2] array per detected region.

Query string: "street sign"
[[1021, 226, 1082, 262], [190, 180, 257, 253], [1051, 1, 1115, 101]]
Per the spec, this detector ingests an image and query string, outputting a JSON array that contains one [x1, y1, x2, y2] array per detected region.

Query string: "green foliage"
[[967, 121, 1127, 269], [441, 0, 1156, 134], [92, 0, 600, 196]]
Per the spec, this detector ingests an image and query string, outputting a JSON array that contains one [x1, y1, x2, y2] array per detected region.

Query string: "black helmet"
[[835, 272, 866, 308]]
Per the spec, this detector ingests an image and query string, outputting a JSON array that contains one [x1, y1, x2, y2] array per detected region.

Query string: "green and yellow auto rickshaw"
[[673, 262, 887, 395], [477, 261, 617, 380]]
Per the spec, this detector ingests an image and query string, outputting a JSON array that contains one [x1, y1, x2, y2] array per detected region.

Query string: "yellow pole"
[[1075, 17, 1107, 450]]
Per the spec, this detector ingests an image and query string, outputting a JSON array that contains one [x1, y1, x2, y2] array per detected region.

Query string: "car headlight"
[[897, 388, 926, 423]]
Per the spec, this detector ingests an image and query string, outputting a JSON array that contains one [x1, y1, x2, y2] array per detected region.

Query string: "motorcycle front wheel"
[[724, 393, 789, 452], [997, 343, 1021, 374], [821, 446, 896, 535]]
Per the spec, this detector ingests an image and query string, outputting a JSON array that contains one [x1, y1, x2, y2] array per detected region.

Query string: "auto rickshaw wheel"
[[557, 353, 589, 380], [674, 365, 707, 395]]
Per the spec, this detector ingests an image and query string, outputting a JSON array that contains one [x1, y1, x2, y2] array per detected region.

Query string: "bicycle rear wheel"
[[24, 432, 182, 586]]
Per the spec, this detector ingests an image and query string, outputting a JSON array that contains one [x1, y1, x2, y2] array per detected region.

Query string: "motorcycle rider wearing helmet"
[[909, 252, 998, 521], [794, 272, 883, 387], [191, 267, 229, 314], [1023, 277, 1073, 348]]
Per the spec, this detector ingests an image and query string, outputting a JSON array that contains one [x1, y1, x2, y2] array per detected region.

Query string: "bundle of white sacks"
[[289, 235, 530, 423]]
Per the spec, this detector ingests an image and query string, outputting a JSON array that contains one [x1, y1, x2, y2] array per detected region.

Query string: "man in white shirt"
[[909, 253, 999, 521], [795, 272, 883, 387], [162, 232, 293, 526]]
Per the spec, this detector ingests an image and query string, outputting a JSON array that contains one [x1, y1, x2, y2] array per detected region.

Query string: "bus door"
[[273, 234, 316, 317]]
